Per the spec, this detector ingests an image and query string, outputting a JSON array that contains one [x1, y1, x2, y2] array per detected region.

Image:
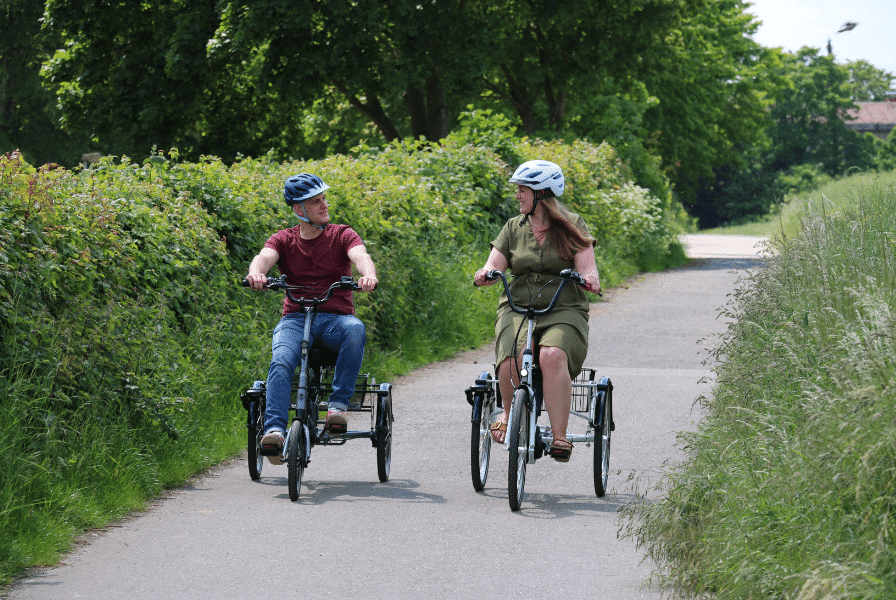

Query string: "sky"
[[746, 0, 896, 78]]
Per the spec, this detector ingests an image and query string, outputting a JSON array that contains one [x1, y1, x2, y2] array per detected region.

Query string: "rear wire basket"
[[571, 368, 596, 413]]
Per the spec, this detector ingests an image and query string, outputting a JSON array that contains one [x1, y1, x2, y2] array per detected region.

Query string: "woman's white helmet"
[[509, 160, 565, 198]]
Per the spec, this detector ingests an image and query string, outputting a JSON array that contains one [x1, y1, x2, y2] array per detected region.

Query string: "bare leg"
[[494, 352, 525, 443], [538, 345, 572, 443]]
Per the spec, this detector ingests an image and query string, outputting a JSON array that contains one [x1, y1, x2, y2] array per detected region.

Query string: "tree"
[[477, 0, 682, 137], [639, 0, 783, 219], [42, 0, 226, 159], [768, 48, 860, 175], [842, 59, 895, 101], [689, 47, 885, 227], [0, 0, 88, 166], [210, 0, 498, 144]]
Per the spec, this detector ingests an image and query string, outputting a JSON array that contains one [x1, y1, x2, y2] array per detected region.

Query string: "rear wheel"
[[507, 387, 530, 511], [471, 388, 496, 491], [376, 384, 393, 482], [593, 383, 612, 497], [287, 421, 306, 501], [247, 400, 264, 481]]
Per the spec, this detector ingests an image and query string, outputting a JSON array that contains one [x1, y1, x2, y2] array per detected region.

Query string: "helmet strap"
[[294, 202, 326, 231], [526, 189, 552, 217]]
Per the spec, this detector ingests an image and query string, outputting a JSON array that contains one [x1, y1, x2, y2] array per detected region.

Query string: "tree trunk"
[[332, 79, 402, 142], [404, 84, 428, 140], [425, 74, 448, 141], [485, 63, 537, 136]]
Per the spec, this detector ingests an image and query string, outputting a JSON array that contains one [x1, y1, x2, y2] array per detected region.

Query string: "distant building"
[[81, 152, 103, 168], [843, 96, 896, 141]]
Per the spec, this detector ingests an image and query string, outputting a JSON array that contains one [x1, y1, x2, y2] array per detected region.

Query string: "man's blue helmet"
[[283, 173, 330, 206]]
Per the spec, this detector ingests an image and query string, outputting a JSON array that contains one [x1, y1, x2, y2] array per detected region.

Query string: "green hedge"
[[0, 128, 687, 582]]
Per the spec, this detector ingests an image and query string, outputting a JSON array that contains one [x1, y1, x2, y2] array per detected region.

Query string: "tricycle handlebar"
[[241, 274, 361, 306], [485, 269, 597, 317]]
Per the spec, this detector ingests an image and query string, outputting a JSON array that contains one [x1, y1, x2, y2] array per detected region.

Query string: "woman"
[[473, 160, 600, 462]]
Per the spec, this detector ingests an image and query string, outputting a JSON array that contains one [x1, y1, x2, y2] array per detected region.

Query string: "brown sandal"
[[490, 420, 507, 443], [549, 439, 574, 462]]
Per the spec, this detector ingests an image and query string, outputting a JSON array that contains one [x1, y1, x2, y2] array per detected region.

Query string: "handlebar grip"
[[559, 269, 602, 296], [241, 276, 281, 288]]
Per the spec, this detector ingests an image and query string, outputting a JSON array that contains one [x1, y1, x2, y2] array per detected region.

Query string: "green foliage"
[[622, 172, 896, 599], [692, 48, 896, 227], [0, 0, 90, 167], [0, 150, 258, 582], [843, 59, 896, 101], [642, 0, 781, 204], [0, 139, 688, 583]]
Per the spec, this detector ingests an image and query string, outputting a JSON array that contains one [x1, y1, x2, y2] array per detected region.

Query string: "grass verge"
[[621, 173, 896, 597]]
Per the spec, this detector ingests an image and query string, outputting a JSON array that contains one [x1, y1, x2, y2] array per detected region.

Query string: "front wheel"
[[593, 381, 612, 497], [376, 384, 393, 482], [507, 387, 531, 511], [287, 421, 307, 501]]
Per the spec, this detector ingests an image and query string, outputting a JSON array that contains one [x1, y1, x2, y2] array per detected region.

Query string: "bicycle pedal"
[[534, 427, 546, 459], [326, 424, 347, 435], [259, 445, 282, 457]]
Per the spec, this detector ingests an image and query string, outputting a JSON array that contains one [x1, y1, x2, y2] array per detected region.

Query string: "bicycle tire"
[[593, 385, 612, 497], [470, 390, 495, 491], [287, 421, 306, 501], [508, 387, 530, 511], [247, 401, 264, 481], [376, 384, 393, 482]]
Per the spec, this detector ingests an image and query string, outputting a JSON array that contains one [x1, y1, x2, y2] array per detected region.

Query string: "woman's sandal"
[[490, 420, 507, 443], [549, 439, 574, 462]]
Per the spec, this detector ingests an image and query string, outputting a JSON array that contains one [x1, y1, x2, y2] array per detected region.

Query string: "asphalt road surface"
[[7, 235, 768, 600]]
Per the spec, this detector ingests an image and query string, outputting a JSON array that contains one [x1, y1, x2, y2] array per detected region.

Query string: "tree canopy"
[[5, 0, 894, 226]]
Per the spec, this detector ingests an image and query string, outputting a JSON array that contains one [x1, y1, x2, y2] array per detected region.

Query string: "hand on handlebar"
[[243, 273, 274, 290], [356, 275, 378, 293], [583, 274, 602, 295], [560, 269, 602, 296], [473, 267, 501, 287]]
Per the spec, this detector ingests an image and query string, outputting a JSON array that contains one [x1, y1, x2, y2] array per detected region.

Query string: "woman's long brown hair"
[[540, 196, 596, 261]]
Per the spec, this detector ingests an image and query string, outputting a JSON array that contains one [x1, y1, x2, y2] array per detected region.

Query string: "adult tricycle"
[[240, 275, 393, 501], [465, 269, 614, 511]]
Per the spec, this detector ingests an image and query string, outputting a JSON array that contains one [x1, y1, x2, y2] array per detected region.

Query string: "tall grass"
[[704, 171, 896, 241], [622, 174, 896, 598]]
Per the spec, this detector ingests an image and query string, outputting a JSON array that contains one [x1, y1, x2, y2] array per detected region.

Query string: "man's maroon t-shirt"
[[264, 224, 363, 316]]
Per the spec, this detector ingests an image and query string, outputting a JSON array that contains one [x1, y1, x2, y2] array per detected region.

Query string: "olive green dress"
[[491, 213, 593, 377]]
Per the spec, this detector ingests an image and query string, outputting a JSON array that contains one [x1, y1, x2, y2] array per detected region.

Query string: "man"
[[245, 173, 378, 461]]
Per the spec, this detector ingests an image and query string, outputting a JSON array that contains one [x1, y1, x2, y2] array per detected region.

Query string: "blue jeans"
[[264, 312, 367, 434]]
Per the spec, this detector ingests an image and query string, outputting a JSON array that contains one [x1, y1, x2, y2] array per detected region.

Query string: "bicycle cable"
[[508, 276, 562, 388]]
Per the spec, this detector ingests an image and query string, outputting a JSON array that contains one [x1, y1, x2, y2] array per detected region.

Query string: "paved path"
[[6, 236, 766, 600]]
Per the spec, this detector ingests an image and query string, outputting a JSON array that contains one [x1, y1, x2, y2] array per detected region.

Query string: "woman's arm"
[[573, 246, 601, 294], [473, 247, 509, 287]]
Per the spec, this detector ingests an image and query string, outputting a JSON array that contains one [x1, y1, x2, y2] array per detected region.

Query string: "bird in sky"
[[837, 21, 858, 33]]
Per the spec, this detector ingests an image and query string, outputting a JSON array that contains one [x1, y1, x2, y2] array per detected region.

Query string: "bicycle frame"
[[486, 269, 587, 464], [281, 298, 317, 464], [262, 275, 360, 462]]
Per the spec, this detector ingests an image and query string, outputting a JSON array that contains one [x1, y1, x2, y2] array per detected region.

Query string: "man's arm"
[[246, 247, 280, 290], [347, 244, 378, 292]]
